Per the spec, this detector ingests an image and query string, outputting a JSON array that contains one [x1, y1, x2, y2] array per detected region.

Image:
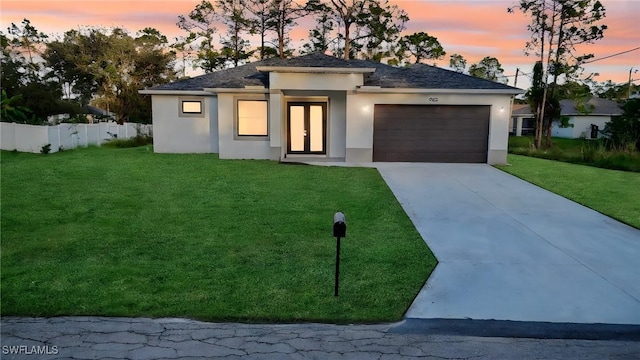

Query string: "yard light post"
[[333, 212, 346, 297]]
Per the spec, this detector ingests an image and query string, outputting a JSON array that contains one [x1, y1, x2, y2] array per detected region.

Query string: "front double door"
[[287, 102, 327, 154]]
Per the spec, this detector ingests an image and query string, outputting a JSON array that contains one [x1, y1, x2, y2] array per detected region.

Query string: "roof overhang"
[[138, 90, 212, 96], [256, 66, 376, 74], [562, 113, 622, 116], [204, 88, 269, 94], [356, 87, 525, 95]]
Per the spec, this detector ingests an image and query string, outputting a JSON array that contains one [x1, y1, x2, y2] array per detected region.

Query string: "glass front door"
[[287, 103, 326, 154]]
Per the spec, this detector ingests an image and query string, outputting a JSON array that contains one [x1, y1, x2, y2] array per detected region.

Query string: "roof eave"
[[139, 89, 212, 95], [356, 87, 524, 95], [562, 113, 622, 116], [256, 66, 376, 74], [204, 88, 269, 94]]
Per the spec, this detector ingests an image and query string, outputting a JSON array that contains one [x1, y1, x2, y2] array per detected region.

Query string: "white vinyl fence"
[[0, 122, 152, 153]]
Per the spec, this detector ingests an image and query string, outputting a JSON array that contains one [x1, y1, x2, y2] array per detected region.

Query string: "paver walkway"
[[2, 317, 639, 359]]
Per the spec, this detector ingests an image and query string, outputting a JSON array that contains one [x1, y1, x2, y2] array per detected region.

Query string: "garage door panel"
[[375, 129, 488, 139], [374, 151, 487, 163], [373, 105, 490, 163]]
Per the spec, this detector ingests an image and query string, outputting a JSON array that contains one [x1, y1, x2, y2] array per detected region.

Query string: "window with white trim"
[[237, 100, 268, 136]]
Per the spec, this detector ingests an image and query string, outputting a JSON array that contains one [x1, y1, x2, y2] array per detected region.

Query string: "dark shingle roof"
[[148, 53, 521, 92], [511, 104, 534, 116], [560, 97, 623, 116]]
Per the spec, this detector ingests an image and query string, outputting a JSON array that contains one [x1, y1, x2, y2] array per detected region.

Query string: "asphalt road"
[[2, 317, 639, 359]]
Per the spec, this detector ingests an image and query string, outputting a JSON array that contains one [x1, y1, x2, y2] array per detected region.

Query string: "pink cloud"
[[0, 0, 637, 84]]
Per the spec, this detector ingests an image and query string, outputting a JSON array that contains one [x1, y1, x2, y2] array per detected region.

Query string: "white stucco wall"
[[217, 93, 270, 159], [151, 95, 215, 153], [328, 92, 347, 158], [552, 116, 611, 139], [270, 73, 364, 91], [345, 92, 513, 164]]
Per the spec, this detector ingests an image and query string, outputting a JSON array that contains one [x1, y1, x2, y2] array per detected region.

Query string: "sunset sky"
[[1, 0, 638, 90]]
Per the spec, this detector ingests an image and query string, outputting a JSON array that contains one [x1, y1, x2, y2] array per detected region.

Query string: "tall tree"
[[301, 3, 336, 54], [326, 0, 407, 60], [354, 0, 408, 62], [171, 36, 196, 78], [45, 29, 105, 105], [216, 0, 254, 67], [469, 56, 507, 83], [396, 32, 445, 64], [177, 0, 222, 72], [245, 0, 273, 60], [267, 0, 313, 59], [592, 80, 638, 102], [44, 27, 176, 123], [509, 0, 607, 148], [527, 61, 546, 142], [6, 19, 48, 77], [449, 53, 466, 73], [326, 0, 363, 59], [2, 21, 76, 122]]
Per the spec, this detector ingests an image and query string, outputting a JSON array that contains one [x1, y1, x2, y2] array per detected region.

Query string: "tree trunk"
[[344, 21, 350, 60], [260, 22, 265, 60], [537, 0, 558, 149], [278, 9, 285, 58], [546, 4, 567, 149]]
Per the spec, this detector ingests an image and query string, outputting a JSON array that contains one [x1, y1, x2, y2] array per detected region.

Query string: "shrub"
[[602, 98, 640, 152], [40, 144, 52, 154], [508, 135, 640, 172], [104, 135, 153, 148]]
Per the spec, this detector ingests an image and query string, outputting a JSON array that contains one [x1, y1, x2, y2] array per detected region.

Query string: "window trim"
[[179, 97, 205, 118], [234, 97, 269, 141]]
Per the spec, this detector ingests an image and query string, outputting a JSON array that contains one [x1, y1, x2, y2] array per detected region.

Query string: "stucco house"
[[552, 97, 622, 139], [511, 97, 623, 139], [510, 104, 535, 136], [140, 53, 522, 164]]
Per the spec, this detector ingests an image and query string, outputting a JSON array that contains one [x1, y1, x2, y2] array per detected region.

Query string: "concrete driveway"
[[375, 163, 640, 325]]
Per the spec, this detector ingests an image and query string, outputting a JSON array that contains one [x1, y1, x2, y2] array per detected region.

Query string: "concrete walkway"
[[2, 317, 639, 360], [375, 163, 640, 324]]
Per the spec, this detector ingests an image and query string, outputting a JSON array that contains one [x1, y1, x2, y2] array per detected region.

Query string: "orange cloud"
[[0, 0, 636, 84]]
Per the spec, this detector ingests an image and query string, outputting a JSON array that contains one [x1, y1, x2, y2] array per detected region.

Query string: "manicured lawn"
[[497, 154, 640, 229], [0, 147, 435, 323]]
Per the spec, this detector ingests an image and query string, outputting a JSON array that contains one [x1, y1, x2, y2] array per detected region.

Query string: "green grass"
[[497, 154, 640, 229], [508, 136, 640, 172], [0, 146, 435, 322]]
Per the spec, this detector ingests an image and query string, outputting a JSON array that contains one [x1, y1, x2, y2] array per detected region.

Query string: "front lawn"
[[0, 147, 435, 322], [497, 154, 640, 229]]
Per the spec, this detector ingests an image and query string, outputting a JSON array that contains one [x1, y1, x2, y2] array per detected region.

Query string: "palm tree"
[[1, 90, 33, 123]]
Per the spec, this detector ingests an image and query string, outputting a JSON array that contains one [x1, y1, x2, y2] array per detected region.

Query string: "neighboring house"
[[552, 97, 622, 139], [510, 104, 535, 136], [139, 53, 522, 164], [46, 105, 116, 124]]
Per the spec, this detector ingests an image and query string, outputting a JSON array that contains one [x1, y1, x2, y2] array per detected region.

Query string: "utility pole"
[[514, 68, 520, 88], [629, 68, 637, 99]]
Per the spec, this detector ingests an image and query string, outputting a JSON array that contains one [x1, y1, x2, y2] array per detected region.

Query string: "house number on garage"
[[428, 97, 439, 102]]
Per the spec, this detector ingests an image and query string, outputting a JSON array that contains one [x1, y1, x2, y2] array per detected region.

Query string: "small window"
[[181, 100, 202, 114], [238, 100, 268, 136]]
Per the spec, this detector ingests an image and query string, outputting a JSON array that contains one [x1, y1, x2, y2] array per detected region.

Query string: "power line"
[[582, 46, 640, 64]]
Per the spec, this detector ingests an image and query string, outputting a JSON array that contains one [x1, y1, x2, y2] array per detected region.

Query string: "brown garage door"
[[373, 105, 490, 163]]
